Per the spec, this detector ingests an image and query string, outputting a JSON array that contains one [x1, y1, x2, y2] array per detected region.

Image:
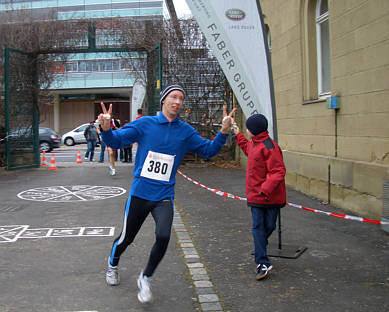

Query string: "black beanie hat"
[[160, 84, 186, 107], [246, 114, 268, 136]]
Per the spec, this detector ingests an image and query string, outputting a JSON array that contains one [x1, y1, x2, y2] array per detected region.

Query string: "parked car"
[[61, 123, 89, 146], [61, 123, 100, 146], [8, 127, 61, 152], [39, 127, 61, 152]]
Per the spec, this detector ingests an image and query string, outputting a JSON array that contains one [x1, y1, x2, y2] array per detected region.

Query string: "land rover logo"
[[225, 8, 245, 21]]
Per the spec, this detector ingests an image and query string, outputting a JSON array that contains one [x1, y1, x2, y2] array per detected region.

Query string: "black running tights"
[[108, 195, 174, 277]]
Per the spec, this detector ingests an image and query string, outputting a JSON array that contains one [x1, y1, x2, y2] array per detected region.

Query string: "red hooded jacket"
[[236, 131, 286, 208]]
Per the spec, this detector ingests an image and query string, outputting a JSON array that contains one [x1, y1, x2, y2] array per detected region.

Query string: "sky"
[[164, 0, 192, 18], [172, 0, 192, 18]]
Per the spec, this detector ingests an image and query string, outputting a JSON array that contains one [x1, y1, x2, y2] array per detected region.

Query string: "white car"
[[61, 123, 90, 146]]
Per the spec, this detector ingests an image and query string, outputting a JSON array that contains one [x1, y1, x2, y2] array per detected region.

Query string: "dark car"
[[38, 127, 61, 152], [8, 127, 61, 152]]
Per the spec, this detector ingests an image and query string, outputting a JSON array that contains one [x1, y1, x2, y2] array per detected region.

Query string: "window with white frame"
[[316, 0, 330, 96]]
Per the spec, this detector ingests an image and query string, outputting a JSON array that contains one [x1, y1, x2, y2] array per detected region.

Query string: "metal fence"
[[3, 47, 39, 170], [160, 19, 236, 161]]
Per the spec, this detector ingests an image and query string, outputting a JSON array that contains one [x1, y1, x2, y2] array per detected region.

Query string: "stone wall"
[[284, 150, 389, 218], [234, 0, 389, 218]]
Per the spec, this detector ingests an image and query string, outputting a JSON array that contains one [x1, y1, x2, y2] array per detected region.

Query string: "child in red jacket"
[[234, 114, 286, 280]]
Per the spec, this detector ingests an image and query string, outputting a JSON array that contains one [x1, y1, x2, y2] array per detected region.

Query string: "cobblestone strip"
[[173, 205, 224, 312]]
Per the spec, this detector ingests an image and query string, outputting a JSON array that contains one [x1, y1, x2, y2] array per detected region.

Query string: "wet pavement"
[[0, 154, 388, 311]]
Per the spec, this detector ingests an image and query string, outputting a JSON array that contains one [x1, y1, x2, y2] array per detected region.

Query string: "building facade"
[[1, 0, 163, 133], [236, 0, 389, 219]]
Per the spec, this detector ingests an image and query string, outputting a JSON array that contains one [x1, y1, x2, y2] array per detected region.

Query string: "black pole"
[[277, 209, 282, 250], [268, 208, 307, 259]]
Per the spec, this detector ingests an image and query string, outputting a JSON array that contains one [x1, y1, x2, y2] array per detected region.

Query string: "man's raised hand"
[[97, 102, 113, 131]]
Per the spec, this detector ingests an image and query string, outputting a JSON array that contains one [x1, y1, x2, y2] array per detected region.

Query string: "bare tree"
[[0, 11, 235, 166], [162, 18, 233, 140], [0, 9, 90, 166], [0, 9, 90, 127], [108, 16, 235, 158]]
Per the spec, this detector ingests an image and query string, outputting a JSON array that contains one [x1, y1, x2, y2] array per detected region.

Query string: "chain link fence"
[[161, 19, 236, 162], [3, 48, 39, 169]]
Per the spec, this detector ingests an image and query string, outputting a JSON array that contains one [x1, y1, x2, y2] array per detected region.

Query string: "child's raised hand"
[[233, 122, 240, 135], [220, 106, 237, 134]]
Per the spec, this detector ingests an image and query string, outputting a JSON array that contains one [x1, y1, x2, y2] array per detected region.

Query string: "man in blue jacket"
[[98, 84, 236, 303]]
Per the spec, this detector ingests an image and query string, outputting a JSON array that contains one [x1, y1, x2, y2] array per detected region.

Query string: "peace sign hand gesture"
[[220, 105, 237, 134], [97, 102, 112, 131]]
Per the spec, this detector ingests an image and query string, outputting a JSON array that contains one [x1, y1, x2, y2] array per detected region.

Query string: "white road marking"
[[17, 185, 126, 202], [0, 225, 115, 243]]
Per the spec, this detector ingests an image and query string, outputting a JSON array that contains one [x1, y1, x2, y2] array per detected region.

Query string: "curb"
[[173, 202, 224, 312]]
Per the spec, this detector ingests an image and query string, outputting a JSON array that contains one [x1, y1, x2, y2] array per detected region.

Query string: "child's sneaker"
[[137, 271, 152, 303], [256, 263, 273, 280]]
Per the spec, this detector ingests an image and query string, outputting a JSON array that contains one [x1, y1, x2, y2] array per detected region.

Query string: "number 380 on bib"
[[140, 151, 175, 182]]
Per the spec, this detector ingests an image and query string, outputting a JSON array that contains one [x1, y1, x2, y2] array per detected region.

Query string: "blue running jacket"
[[101, 113, 228, 201]]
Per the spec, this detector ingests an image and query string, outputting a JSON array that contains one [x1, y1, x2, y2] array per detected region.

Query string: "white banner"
[[131, 78, 146, 121], [186, 0, 277, 139]]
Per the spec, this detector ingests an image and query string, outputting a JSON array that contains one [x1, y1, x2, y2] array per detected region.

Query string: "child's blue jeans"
[[250, 206, 280, 266]]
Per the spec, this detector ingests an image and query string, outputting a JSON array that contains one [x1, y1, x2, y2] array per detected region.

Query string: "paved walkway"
[[0, 160, 388, 311], [174, 166, 389, 312]]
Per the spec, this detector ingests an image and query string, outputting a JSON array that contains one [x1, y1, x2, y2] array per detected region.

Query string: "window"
[[66, 62, 77, 72], [301, 0, 331, 101], [112, 60, 120, 71], [65, 57, 146, 73], [78, 61, 86, 72], [316, 0, 330, 96]]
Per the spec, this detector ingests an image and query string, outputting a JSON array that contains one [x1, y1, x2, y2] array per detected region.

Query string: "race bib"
[[140, 151, 175, 182]]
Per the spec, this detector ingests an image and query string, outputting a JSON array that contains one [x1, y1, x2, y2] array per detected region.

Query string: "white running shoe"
[[137, 271, 152, 303], [109, 166, 116, 176], [106, 263, 120, 286]]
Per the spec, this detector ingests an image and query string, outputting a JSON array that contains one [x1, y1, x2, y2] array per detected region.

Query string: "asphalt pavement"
[[0, 148, 388, 312]]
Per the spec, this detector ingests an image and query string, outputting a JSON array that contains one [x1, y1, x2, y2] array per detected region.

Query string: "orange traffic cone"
[[48, 153, 58, 171], [41, 151, 48, 167], [76, 150, 83, 164]]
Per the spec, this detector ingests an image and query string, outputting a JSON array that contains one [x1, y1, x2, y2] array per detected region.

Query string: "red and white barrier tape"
[[178, 170, 247, 201], [0, 135, 12, 142], [177, 170, 389, 226], [286, 202, 387, 225]]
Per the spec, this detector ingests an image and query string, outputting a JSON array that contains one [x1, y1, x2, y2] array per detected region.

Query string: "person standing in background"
[[121, 120, 132, 163], [83, 121, 98, 161], [96, 125, 105, 163], [136, 108, 143, 120], [107, 115, 120, 175]]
